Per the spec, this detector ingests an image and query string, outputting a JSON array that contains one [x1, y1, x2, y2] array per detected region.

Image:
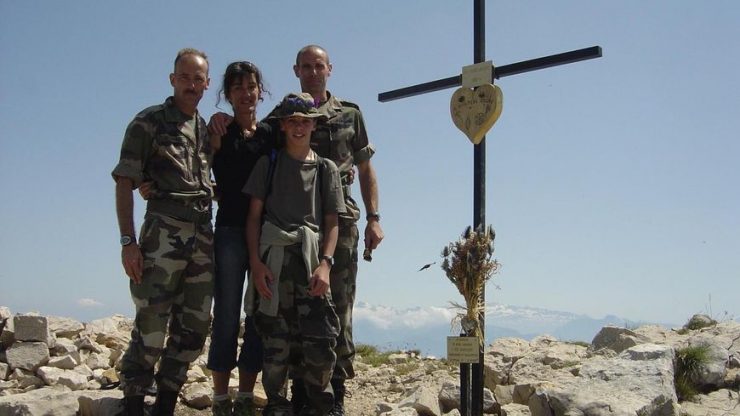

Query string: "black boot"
[[291, 378, 307, 414], [121, 395, 145, 416], [329, 379, 346, 416], [151, 390, 179, 416]]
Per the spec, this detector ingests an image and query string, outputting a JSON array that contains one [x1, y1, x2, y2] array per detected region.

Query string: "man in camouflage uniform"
[[112, 48, 214, 416], [291, 45, 385, 416]]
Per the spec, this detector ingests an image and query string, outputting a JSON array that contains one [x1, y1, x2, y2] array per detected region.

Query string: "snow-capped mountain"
[[352, 302, 650, 357]]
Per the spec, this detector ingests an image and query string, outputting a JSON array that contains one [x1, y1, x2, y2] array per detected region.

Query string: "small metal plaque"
[[462, 61, 493, 88], [446, 336, 480, 363]]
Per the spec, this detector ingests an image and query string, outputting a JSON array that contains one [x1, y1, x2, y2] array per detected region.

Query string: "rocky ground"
[[2, 307, 739, 415]]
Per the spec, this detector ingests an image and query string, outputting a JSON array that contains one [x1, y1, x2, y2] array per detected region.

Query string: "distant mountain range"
[[352, 302, 676, 357]]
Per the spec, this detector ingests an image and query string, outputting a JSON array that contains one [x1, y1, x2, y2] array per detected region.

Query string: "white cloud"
[[354, 302, 457, 330], [77, 298, 103, 307]]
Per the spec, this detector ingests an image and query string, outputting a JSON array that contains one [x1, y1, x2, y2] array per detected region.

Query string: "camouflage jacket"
[[311, 92, 375, 224], [112, 97, 213, 218]]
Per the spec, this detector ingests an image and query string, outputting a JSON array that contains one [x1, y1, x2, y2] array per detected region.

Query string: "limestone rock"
[[8, 368, 44, 389], [37, 366, 89, 390], [47, 354, 78, 370], [47, 316, 84, 339], [685, 314, 716, 330], [544, 344, 677, 416], [500, 403, 531, 416], [77, 389, 123, 416], [51, 337, 78, 356], [438, 380, 459, 413], [0, 386, 79, 416], [0, 308, 13, 349], [85, 347, 111, 370], [398, 385, 441, 415], [181, 381, 210, 409], [187, 364, 208, 382], [81, 315, 131, 350], [590, 325, 648, 353], [5, 342, 49, 371], [13, 315, 55, 347], [381, 407, 419, 416], [678, 388, 740, 416], [388, 353, 409, 364]]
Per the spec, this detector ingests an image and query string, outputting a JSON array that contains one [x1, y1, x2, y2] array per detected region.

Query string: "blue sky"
[[1, 1, 738, 327]]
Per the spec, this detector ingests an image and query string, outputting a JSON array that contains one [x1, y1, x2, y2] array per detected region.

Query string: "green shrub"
[[355, 344, 393, 367], [674, 344, 710, 401]]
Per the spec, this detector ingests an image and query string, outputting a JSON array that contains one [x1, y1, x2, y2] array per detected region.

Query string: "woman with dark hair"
[[207, 61, 274, 416]]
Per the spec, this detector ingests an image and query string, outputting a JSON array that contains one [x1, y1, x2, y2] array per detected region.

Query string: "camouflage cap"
[[272, 93, 326, 119]]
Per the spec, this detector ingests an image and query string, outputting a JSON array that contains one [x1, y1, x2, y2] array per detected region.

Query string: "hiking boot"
[[328, 379, 346, 416], [121, 395, 145, 416], [212, 398, 233, 416], [291, 378, 306, 414], [232, 396, 256, 416], [151, 389, 179, 416]]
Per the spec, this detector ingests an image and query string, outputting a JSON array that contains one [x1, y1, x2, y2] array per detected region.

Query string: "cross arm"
[[378, 45, 602, 102]]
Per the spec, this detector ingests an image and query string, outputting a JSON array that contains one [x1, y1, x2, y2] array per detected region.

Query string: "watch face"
[[120, 235, 133, 246], [322, 256, 334, 267]]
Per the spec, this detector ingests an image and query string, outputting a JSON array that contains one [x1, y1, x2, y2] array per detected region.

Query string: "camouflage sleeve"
[[243, 155, 270, 200], [321, 159, 347, 215], [351, 109, 375, 164], [111, 116, 155, 188]]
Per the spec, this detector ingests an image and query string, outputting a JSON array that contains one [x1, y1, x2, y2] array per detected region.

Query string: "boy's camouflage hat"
[[272, 93, 326, 119]]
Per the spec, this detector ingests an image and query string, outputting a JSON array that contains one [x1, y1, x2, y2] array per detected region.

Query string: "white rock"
[[543, 343, 678, 416], [501, 403, 531, 416], [398, 385, 441, 415], [8, 369, 44, 389], [0, 364, 7, 381], [0, 386, 79, 415], [73, 364, 94, 378], [13, 315, 55, 347], [47, 316, 84, 338], [438, 380, 459, 413], [181, 381, 210, 409], [47, 355, 78, 370], [50, 337, 77, 356], [186, 364, 208, 382], [590, 326, 648, 353], [75, 336, 103, 353], [388, 353, 409, 364], [5, 342, 49, 371], [77, 389, 124, 416], [381, 407, 418, 416], [0, 380, 20, 392], [0, 308, 13, 349], [82, 315, 132, 350], [85, 348, 112, 370], [37, 366, 89, 390], [679, 388, 740, 416]]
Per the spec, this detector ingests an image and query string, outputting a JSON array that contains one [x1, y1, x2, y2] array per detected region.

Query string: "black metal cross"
[[378, 1, 601, 414]]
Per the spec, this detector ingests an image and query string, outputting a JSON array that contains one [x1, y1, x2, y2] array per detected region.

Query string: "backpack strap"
[[264, 148, 279, 201]]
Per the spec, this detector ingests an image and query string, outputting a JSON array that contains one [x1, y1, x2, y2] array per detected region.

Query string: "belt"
[[147, 199, 211, 224]]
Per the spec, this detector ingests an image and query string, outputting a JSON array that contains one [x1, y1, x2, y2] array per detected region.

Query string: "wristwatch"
[[366, 212, 381, 221], [320, 255, 334, 268], [120, 235, 135, 246]]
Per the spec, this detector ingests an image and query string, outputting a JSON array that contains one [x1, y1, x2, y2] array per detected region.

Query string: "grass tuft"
[[674, 344, 710, 401]]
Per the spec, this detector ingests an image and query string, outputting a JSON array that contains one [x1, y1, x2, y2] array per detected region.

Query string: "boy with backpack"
[[243, 93, 345, 415]]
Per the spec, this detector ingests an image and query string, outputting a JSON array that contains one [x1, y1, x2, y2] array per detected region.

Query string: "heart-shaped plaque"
[[450, 84, 503, 145]]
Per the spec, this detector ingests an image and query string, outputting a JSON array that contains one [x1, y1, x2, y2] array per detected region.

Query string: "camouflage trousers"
[[254, 245, 340, 416], [330, 220, 359, 381], [120, 212, 214, 396]]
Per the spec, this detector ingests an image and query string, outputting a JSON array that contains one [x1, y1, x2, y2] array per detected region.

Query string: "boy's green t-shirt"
[[243, 150, 346, 232]]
